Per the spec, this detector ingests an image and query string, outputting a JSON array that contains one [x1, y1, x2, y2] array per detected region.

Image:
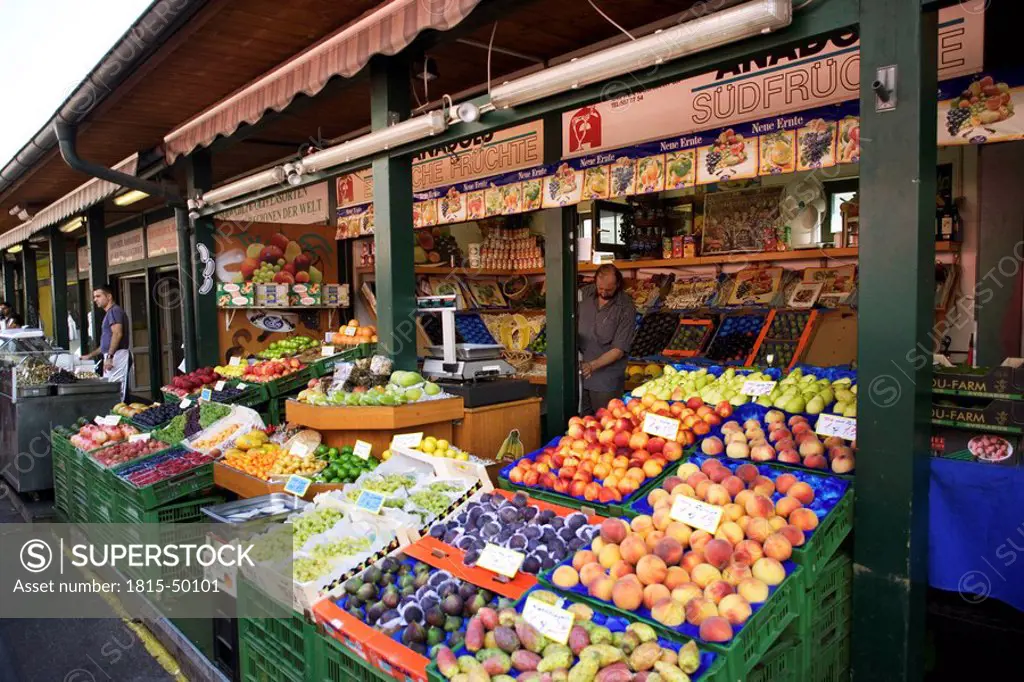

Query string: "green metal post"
[[853, 3, 937, 681], [86, 203, 107, 345], [545, 207, 578, 439], [370, 55, 416, 370], [174, 207, 199, 371], [20, 246, 38, 328], [186, 150, 220, 368], [1, 256, 14, 307], [48, 225, 70, 348]]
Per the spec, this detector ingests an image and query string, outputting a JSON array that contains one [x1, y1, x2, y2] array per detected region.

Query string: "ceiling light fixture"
[[488, 0, 792, 109], [8, 244, 23, 254], [200, 167, 287, 207], [283, 162, 305, 187], [59, 217, 84, 233], [113, 189, 150, 206], [302, 110, 448, 173]]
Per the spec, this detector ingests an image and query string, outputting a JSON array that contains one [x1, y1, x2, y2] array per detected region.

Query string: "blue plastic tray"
[[454, 313, 497, 345]]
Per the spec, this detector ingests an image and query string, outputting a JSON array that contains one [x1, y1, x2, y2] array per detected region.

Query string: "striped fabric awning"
[[0, 154, 139, 250], [163, 0, 484, 163]]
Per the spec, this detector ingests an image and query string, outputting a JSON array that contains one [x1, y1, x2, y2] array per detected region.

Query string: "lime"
[[327, 447, 339, 459]]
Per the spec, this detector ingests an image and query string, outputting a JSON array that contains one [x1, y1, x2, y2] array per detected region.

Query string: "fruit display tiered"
[[629, 312, 679, 358], [69, 421, 140, 451], [752, 310, 813, 368], [663, 320, 714, 357], [241, 359, 305, 383], [162, 367, 223, 398], [703, 314, 767, 364]]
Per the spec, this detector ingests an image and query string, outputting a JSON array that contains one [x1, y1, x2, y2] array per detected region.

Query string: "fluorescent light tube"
[[113, 189, 149, 206], [8, 244, 23, 254], [489, 0, 792, 109], [59, 217, 84, 233], [302, 111, 448, 173], [202, 167, 287, 206]]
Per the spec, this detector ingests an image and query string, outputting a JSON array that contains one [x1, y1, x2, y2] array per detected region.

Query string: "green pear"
[[850, 385, 858, 395], [843, 402, 857, 418], [833, 400, 847, 414], [832, 377, 852, 386], [756, 395, 773, 407], [818, 388, 835, 405], [730, 394, 749, 406], [806, 395, 825, 415], [835, 389, 854, 403], [773, 395, 791, 410], [784, 396, 806, 413]]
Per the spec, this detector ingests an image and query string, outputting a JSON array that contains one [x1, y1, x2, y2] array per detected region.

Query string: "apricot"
[[768, 515, 787, 531], [598, 544, 622, 569], [703, 579, 734, 605], [686, 472, 709, 489], [684, 597, 719, 626], [775, 496, 803, 519], [590, 575, 616, 601], [694, 479, 713, 500], [677, 462, 700, 479], [745, 494, 774, 519], [664, 565, 690, 590], [612, 577, 644, 610], [779, 524, 806, 548], [652, 508, 673, 531], [553, 565, 580, 588], [789, 508, 819, 531], [734, 489, 755, 509], [745, 517, 772, 543], [610, 559, 635, 579], [573, 550, 598, 571], [643, 583, 672, 610], [690, 563, 723, 589], [671, 583, 704, 607], [636, 555, 669, 586], [726, 442, 750, 460], [580, 562, 607, 587], [718, 594, 753, 626], [601, 518, 629, 544], [630, 514, 654, 535], [751, 557, 786, 586], [788, 481, 815, 505], [680, 550, 705, 574], [654, 537, 684, 567], [665, 522, 693, 547], [737, 577, 770, 604], [721, 561, 754, 586], [774, 473, 798, 494], [705, 483, 732, 507], [651, 597, 686, 627], [722, 503, 745, 522], [715, 521, 744, 547], [644, 530, 666, 552], [647, 489, 670, 509], [689, 530, 712, 553]]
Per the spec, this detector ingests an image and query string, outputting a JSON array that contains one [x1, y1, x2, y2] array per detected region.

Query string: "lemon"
[[455, 452, 469, 461], [436, 439, 450, 451], [381, 449, 392, 461], [420, 441, 437, 454]]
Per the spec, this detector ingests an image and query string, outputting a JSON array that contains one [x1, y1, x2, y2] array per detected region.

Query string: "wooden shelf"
[[522, 374, 547, 385], [577, 242, 958, 272], [413, 266, 546, 276]]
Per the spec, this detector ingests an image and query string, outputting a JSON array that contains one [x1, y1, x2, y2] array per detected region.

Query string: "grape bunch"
[[800, 129, 834, 166], [705, 150, 722, 174], [251, 258, 286, 284], [132, 403, 183, 428], [946, 107, 971, 136], [48, 369, 77, 385], [611, 166, 633, 195], [184, 408, 203, 438], [547, 176, 560, 199]]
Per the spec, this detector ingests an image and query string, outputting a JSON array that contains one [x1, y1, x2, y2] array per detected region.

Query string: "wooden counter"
[[213, 462, 346, 500], [453, 397, 542, 461]]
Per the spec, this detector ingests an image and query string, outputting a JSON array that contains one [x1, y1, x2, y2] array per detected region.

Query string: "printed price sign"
[[353, 440, 373, 460], [128, 433, 151, 443], [321, 346, 335, 357], [214, 380, 226, 391], [284, 475, 312, 498], [179, 398, 192, 409], [236, 383, 248, 390], [669, 495, 724, 534], [522, 597, 575, 645], [477, 543, 525, 579], [815, 414, 857, 441], [344, 326, 357, 337], [94, 415, 121, 426], [228, 357, 241, 367], [742, 380, 777, 396], [355, 490, 386, 514], [643, 413, 680, 441], [391, 432, 424, 449], [199, 388, 213, 402]]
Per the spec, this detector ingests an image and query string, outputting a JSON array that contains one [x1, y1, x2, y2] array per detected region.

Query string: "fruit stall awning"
[[0, 153, 139, 250], [162, 0, 485, 163]]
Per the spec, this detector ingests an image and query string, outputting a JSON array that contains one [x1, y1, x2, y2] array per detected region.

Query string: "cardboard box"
[[932, 363, 1024, 399], [289, 283, 322, 306], [322, 283, 350, 308], [216, 282, 254, 307], [254, 283, 289, 308], [931, 398, 1024, 434], [931, 426, 1020, 466]]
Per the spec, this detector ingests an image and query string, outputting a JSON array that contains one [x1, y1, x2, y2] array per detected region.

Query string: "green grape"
[[249, 526, 293, 562], [294, 557, 333, 582], [292, 508, 343, 548]]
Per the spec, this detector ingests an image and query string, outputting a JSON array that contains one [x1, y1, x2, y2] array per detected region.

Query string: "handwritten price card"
[[477, 544, 525, 578], [741, 380, 777, 396], [522, 597, 575, 645], [669, 495, 724, 534], [815, 414, 857, 441], [643, 413, 680, 441]]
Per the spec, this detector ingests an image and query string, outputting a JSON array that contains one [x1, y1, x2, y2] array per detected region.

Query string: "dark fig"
[[442, 594, 464, 616], [404, 605, 423, 623], [413, 571, 430, 589], [426, 605, 446, 628], [401, 584, 415, 598], [380, 556, 399, 573], [381, 609, 400, 623], [408, 641, 427, 656], [465, 593, 486, 616], [346, 606, 364, 620], [344, 577, 363, 595], [364, 566, 382, 584], [459, 583, 478, 601], [448, 631, 465, 651], [404, 621, 427, 645], [382, 587, 400, 609], [366, 602, 387, 623]]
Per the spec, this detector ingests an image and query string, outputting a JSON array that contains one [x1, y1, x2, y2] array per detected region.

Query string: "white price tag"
[[815, 414, 857, 441], [391, 432, 424, 449], [353, 440, 373, 460], [344, 326, 357, 337], [94, 415, 121, 426], [179, 398, 192, 409], [284, 475, 312, 497], [228, 357, 241, 367], [669, 495, 724, 534], [321, 346, 335, 357], [522, 597, 575, 645], [128, 433, 152, 443], [236, 383, 248, 390], [642, 413, 680, 440], [477, 543, 525, 579], [214, 380, 226, 391], [742, 380, 777, 396]]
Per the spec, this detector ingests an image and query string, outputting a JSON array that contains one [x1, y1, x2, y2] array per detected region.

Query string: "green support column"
[[20, 246, 38, 328], [1, 256, 14, 306], [853, 3, 937, 681], [48, 225, 70, 348], [175, 207, 198, 371], [370, 55, 416, 370], [544, 207, 578, 439], [186, 150, 220, 368], [86, 203, 107, 345]]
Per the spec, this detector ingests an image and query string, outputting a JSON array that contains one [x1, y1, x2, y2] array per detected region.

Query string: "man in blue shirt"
[[82, 285, 131, 399]]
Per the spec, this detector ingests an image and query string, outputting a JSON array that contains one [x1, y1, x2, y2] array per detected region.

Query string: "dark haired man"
[[577, 264, 635, 415], [82, 285, 131, 399]]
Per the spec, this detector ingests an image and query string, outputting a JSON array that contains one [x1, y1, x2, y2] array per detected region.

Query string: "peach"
[[684, 597, 718, 626], [778, 524, 805, 548], [671, 483, 696, 498], [832, 454, 855, 474], [721, 420, 742, 433], [644, 530, 666, 552], [788, 481, 815, 505], [553, 566, 580, 588], [699, 616, 734, 642], [778, 449, 801, 464], [703, 579, 734, 604], [722, 503, 745, 522], [737, 578, 770, 604], [686, 472, 709, 489], [643, 583, 672, 610], [701, 459, 721, 476], [718, 594, 753, 626], [745, 517, 772, 543], [631, 515, 654, 535], [743, 418, 761, 431], [726, 442, 750, 460], [702, 538, 733, 569], [691, 563, 723, 589], [774, 473, 798, 494], [651, 597, 686, 626], [680, 551, 705, 574], [672, 583, 704, 607], [695, 479, 713, 500], [766, 410, 786, 424], [799, 439, 825, 458], [666, 522, 693, 547], [590, 575, 615, 601], [734, 489, 755, 509], [600, 518, 629, 544], [745, 494, 774, 519], [721, 475, 745, 498], [775, 496, 803, 518], [736, 516, 751, 534], [653, 508, 673, 531], [662, 475, 685, 492], [620, 536, 648, 565], [655, 537, 684, 566], [705, 483, 732, 507], [715, 521, 744, 547], [647, 489, 670, 509], [750, 476, 776, 497], [599, 544, 622, 569], [735, 540, 764, 565], [689, 530, 712, 553], [768, 516, 787, 531], [804, 454, 828, 470], [591, 537, 606, 554], [722, 561, 754, 586], [752, 557, 786, 586], [580, 562, 607, 587], [610, 559, 635, 579], [573, 550, 598, 571], [612, 577, 644, 610], [636, 555, 668, 586], [677, 462, 700, 479], [789, 508, 819, 531], [708, 466, 732, 484], [664, 565, 690, 590], [763, 533, 793, 562]]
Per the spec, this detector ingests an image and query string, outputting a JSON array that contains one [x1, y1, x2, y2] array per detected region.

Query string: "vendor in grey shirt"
[[578, 264, 636, 415]]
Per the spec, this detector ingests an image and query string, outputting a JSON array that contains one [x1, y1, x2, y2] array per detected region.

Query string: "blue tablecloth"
[[930, 457, 1024, 611]]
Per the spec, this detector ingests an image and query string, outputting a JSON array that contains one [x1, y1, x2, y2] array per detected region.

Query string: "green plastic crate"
[[791, 553, 852, 642], [266, 368, 314, 398], [240, 634, 303, 682], [793, 598, 851, 675], [53, 469, 73, 518], [747, 637, 801, 682], [237, 577, 309, 678], [112, 462, 215, 511], [228, 381, 270, 408], [808, 633, 850, 682], [116, 493, 223, 525], [310, 627, 385, 682], [791, 488, 853, 580], [89, 479, 119, 523]]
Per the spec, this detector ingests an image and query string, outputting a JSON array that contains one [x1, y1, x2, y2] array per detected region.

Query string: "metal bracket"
[[873, 66, 897, 112]]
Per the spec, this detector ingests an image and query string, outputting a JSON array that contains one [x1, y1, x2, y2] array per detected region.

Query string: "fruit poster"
[[701, 186, 785, 256], [802, 265, 856, 308], [727, 267, 784, 306]]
